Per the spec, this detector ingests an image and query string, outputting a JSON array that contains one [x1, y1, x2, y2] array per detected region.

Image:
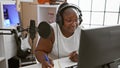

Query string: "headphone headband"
[[56, 3, 83, 27], [58, 3, 82, 16]]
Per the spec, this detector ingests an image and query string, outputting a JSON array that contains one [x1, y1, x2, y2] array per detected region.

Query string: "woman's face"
[[62, 8, 79, 34]]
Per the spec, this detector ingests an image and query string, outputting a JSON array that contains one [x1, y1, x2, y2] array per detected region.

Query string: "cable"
[[56, 23, 60, 59], [56, 23, 61, 68]]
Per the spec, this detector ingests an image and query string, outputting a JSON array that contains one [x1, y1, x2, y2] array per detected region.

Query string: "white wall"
[[4, 34, 17, 59]]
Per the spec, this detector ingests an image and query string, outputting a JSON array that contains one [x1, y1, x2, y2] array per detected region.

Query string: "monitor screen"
[[3, 4, 20, 27], [78, 25, 120, 68]]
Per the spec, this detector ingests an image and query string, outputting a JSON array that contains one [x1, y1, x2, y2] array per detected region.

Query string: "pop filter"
[[37, 21, 51, 39]]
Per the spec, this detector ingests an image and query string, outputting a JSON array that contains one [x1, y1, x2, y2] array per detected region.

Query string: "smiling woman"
[[35, 2, 82, 68]]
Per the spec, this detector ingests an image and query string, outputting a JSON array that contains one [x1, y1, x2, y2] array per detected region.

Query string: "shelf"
[[0, 57, 5, 62], [0, 1, 15, 4], [37, 4, 59, 8]]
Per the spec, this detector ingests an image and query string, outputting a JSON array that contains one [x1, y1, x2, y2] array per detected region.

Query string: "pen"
[[44, 54, 50, 64]]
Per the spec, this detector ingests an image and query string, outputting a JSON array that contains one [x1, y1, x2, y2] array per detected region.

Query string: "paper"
[[21, 57, 77, 68], [54, 57, 77, 68]]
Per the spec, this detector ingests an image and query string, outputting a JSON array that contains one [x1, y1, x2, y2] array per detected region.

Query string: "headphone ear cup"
[[79, 15, 83, 25], [56, 13, 62, 27]]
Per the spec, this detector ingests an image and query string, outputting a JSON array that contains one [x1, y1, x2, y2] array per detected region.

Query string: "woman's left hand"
[[69, 51, 78, 62]]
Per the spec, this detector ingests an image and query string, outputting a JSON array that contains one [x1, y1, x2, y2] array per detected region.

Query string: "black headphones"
[[56, 3, 83, 27]]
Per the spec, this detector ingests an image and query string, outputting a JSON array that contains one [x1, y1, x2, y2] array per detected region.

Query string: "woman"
[[35, 2, 82, 68]]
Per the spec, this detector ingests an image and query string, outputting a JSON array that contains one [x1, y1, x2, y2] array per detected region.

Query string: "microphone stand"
[[101, 62, 113, 68], [31, 38, 35, 63], [29, 29, 36, 63], [17, 25, 37, 64]]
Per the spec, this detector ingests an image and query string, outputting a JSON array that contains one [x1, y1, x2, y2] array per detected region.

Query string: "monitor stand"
[[101, 63, 111, 68]]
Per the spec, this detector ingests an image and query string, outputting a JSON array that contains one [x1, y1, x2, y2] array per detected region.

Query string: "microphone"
[[37, 21, 51, 39], [16, 20, 51, 39], [29, 20, 36, 40]]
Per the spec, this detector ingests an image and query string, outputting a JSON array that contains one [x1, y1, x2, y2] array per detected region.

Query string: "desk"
[[20, 57, 77, 68]]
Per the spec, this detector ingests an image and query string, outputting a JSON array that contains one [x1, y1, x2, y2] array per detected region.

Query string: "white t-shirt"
[[49, 23, 81, 59]]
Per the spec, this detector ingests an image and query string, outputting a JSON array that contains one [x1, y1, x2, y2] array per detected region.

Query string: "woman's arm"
[[35, 28, 55, 68]]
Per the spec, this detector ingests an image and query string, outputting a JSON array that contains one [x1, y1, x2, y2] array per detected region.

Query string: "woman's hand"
[[69, 51, 79, 62], [42, 57, 54, 68]]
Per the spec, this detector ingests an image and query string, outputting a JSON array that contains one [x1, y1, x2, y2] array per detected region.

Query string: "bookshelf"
[[21, 2, 59, 29]]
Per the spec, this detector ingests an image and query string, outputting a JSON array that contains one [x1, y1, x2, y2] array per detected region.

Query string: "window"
[[67, 0, 120, 29]]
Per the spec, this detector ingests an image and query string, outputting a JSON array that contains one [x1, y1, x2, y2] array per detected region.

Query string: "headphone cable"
[[56, 23, 60, 59]]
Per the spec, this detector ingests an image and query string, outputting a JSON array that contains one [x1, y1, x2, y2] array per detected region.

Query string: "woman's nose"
[[71, 21, 77, 27]]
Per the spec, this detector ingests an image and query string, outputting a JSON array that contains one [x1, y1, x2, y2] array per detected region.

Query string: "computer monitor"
[[78, 25, 120, 68], [3, 4, 20, 27]]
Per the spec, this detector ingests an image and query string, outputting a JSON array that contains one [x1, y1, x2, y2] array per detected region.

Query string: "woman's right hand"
[[42, 57, 54, 68], [69, 51, 78, 62]]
